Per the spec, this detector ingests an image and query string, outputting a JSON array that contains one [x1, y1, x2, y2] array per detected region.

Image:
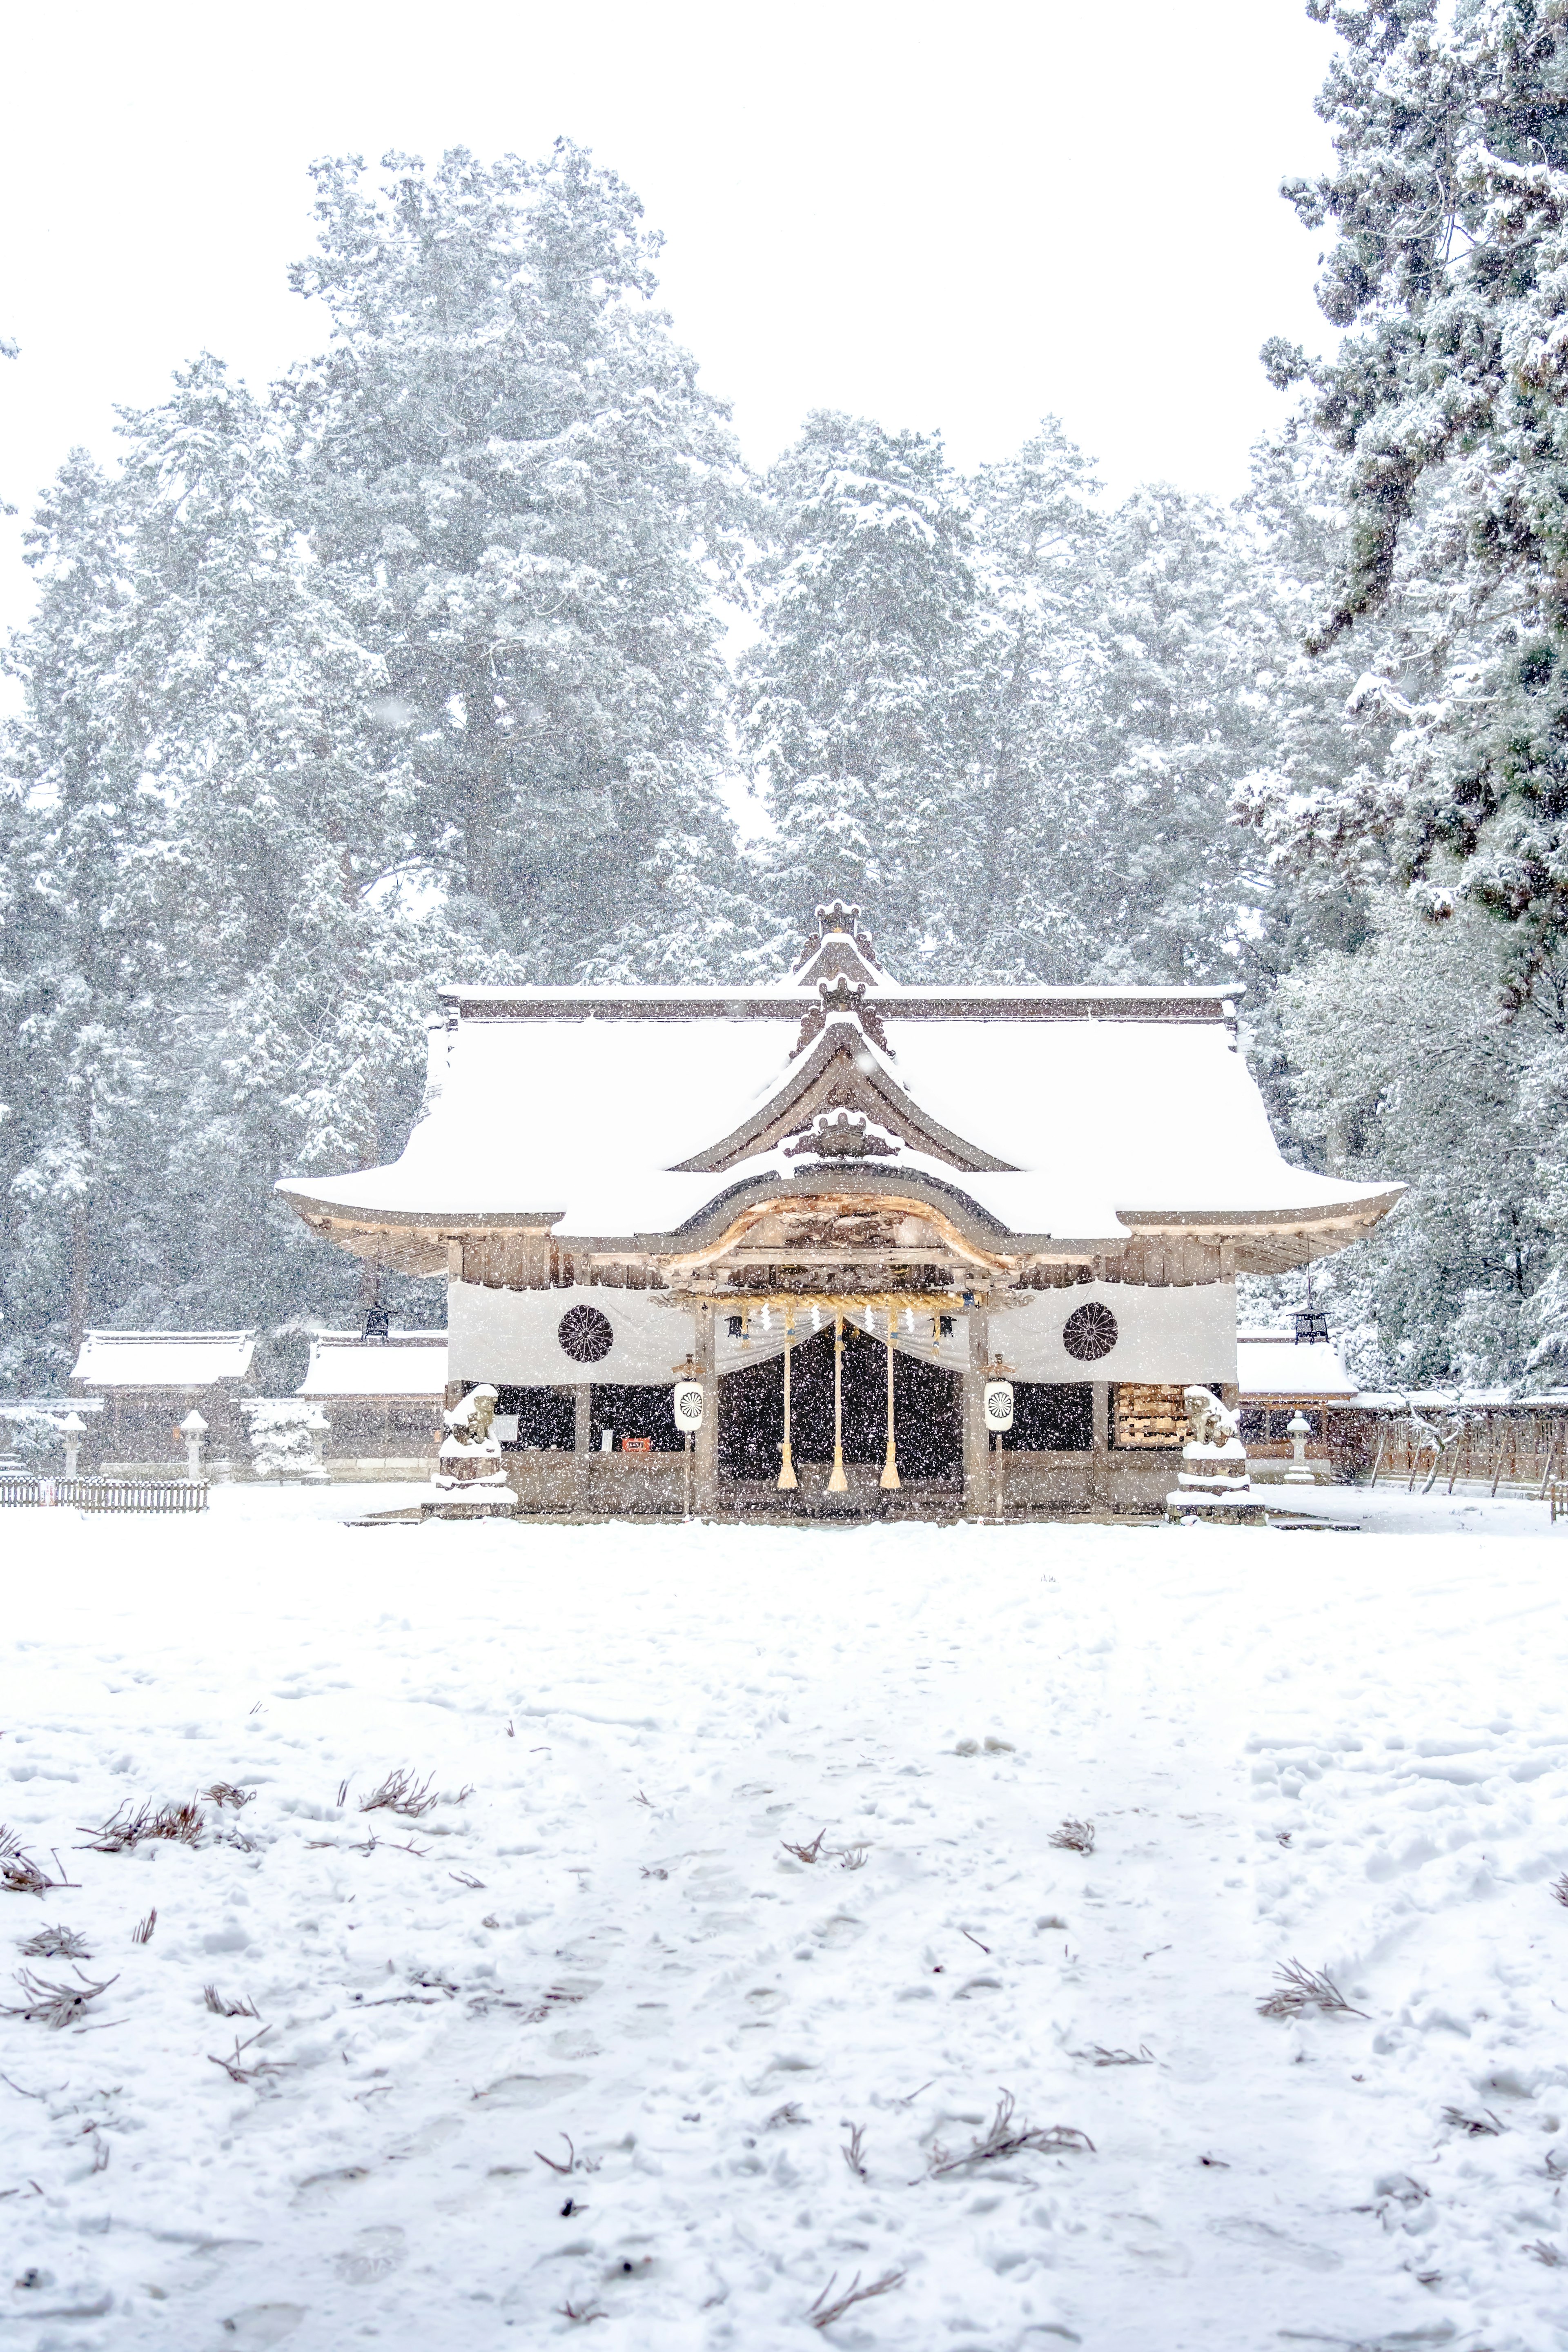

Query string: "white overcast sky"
[[0, 0, 1338, 638]]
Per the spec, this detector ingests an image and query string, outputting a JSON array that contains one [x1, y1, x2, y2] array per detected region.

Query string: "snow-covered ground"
[[3, 1489, 1567, 2351]]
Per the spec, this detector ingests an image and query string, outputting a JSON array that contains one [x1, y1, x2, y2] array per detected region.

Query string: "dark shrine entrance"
[[717, 1322, 962, 1489]]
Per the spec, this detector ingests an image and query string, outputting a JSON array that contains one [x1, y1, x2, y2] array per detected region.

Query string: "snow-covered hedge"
[[241, 1399, 327, 1482]]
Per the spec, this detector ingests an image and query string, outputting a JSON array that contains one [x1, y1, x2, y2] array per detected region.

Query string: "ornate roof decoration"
[[790, 977, 893, 1061], [792, 902, 885, 992], [672, 1014, 1015, 1176], [783, 1111, 901, 1163]]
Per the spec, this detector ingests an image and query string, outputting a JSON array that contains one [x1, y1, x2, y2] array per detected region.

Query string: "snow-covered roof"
[[277, 989, 1399, 1251], [0, 1396, 104, 1416], [1352, 1389, 1568, 1413], [69, 1331, 256, 1388], [296, 1332, 448, 1399], [1237, 1333, 1356, 1400]]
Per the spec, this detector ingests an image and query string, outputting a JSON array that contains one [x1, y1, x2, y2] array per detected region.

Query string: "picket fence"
[[0, 1476, 209, 1515]]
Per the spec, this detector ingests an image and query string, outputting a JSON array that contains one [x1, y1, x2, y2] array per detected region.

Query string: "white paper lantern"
[[672, 1380, 705, 1432], [983, 1380, 1015, 1432]]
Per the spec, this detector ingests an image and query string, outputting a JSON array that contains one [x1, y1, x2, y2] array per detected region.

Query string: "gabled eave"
[[668, 1018, 1017, 1177]]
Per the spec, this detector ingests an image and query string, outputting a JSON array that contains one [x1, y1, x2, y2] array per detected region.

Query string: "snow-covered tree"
[[0, 450, 157, 1381], [1270, 892, 1562, 1386], [962, 419, 1105, 980], [741, 410, 978, 970], [1, 361, 466, 1367], [1261, 0, 1568, 988], [1078, 484, 1274, 985], [284, 144, 753, 978]]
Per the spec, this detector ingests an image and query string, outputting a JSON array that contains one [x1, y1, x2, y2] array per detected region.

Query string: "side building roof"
[[296, 1332, 448, 1399], [1237, 1333, 1356, 1401], [69, 1331, 257, 1388]]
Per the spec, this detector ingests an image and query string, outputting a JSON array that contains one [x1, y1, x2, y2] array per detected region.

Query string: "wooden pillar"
[[695, 1302, 718, 1517], [962, 1306, 991, 1518], [573, 1383, 592, 1512], [1091, 1381, 1110, 1507]]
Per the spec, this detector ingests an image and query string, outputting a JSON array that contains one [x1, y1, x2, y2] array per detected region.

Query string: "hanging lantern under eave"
[[672, 1381, 704, 1432], [984, 1380, 1015, 1434]]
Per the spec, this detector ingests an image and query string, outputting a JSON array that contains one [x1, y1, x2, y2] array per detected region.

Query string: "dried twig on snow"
[[1256, 1959, 1367, 2019], [203, 1984, 258, 2018], [76, 1801, 203, 1853], [1551, 1873, 1568, 1907], [449, 1870, 486, 1889], [837, 1845, 870, 1871], [1, 1966, 118, 2029], [204, 1784, 254, 1810], [18, 1925, 89, 1960], [1048, 1818, 1096, 1854], [535, 2132, 578, 2174], [1525, 2238, 1563, 2265], [841, 2122, 868, 2178], [206, 2025, 287, 2085], [808, 2269, 905, 2328], [926, 2090, 1094, 2176], [1074, 2043, 1154, 2067], [1442, 2105, 1504, 2137], [359, 1768, 437, 1819], [131, 1909, 156, 1946], [766, 2100, 806, 2128], [555, 2302, 607, 2325], [782, 1829, 828, 1864], [0, 1829, 74, 1898]]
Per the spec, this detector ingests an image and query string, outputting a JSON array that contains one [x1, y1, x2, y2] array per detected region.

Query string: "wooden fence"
[[1369, 1409, 1568, 1498], [0, 1477, 209, 1514]]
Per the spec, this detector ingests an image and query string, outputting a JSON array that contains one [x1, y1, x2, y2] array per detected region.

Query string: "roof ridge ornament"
[[791, 901, 889, 993], [790, 976, 893, 1060], [783, 1110, 901, 1163]]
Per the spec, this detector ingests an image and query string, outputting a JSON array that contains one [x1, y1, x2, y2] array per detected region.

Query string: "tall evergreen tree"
[[1262, 0, 1568, 988], [740, 410, 978, 971], [284, 143, 753, 978], [963, 419, 1104, 979], [1, 361, 463, 1376], [0, 450, 154, 1382], [1274, 893, 1562, 1385], [1078, 485, 1272, 984]]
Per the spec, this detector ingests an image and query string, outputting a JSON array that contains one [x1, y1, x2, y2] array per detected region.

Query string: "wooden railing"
[[1370, 1412, 1566, 1499], [0, 1477, 209, 1513]]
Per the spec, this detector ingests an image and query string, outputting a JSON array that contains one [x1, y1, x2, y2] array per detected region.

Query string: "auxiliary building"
[[276, 906, 1401, 1519]]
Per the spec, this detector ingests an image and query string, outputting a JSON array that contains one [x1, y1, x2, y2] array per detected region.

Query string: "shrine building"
[[276, 905, 1401, 1519]]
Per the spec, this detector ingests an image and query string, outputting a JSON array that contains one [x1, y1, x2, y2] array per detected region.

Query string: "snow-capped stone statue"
[[1166, 1386, 1263, 1523], [430, 1384, 516, 1514]]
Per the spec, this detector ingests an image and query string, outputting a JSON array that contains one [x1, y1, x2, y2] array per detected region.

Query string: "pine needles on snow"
[[1048, 1818, 1096, 1855], [926, 2091, 1094, 2176], [2, 1965, 118, 2029], [359, 1769, 437, 1820], [1256, 1960, 1367, 2020], [0, 1828, 73, 1898], [807, 2268, 905, 2328], [203, 1984, 259, 2018], [18, 1924, 90, 1960], [77, 1800, 203, 1853]]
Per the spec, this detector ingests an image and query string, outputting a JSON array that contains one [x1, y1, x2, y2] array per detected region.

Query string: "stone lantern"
[[58, 1410, 87, 1482], [304, 1407, 331, 1483], [1283, 1411, 1317, 1486], [179, 1409, 208, 1485]]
